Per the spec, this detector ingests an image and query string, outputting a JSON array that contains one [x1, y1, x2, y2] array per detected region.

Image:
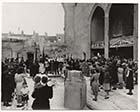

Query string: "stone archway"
[[89, 5, 105, 57], [91, 6, 105, 42], [108, 4, 134, 58]]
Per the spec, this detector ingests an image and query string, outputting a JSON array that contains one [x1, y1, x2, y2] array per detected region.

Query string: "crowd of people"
[[88, 55, 138, 101], [1, 53, 138, 109], [1, 56, 56, 109]]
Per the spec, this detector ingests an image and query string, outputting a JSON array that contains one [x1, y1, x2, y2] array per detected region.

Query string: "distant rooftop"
[[2, 32, 64, 43]]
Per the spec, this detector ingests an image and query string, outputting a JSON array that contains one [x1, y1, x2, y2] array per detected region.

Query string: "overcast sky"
[[2, 2, 64, 36]]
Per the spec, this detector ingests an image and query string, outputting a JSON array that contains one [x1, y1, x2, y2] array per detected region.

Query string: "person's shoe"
[[112, 87, 117, 90], [100, 87, 103, 89], [105, 96, 109, 99], [93, 98, 97, 101], [5, 103, 11, 107], [3, 102, 7, 106], [17, 104, 24, 108], [127, 92, 133, 95], [118, 87, 123, 89]]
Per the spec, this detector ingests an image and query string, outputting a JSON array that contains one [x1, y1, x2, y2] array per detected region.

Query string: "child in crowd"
[[90, 68, 100, 101]]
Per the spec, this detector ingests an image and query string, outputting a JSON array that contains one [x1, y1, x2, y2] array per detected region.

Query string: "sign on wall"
[[91, 36, 134, 49], [91, 41, 104, 49]]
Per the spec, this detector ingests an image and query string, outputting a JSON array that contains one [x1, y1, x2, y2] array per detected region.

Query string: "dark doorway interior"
[[109, 46, 133, 59], [91, 6, 104, 42], [91, 49, 104, 57]]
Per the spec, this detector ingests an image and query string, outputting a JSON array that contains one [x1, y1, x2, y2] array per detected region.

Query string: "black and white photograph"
[[1, 0, 139, 110]]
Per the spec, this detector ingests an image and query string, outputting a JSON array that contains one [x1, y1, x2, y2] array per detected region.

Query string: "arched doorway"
[[90, 6, 105, 57], [109, 4, 134, 59]]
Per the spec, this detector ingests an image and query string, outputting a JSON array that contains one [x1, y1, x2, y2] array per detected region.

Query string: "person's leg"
[[127, 89, 133, 95], [112, 84, 117, 90], [93, 95, 97, 101], [17, 95, 23, 107], [95, 95, 97, 101], [105, 91, 109, 99], [135, 73, 138, 84]]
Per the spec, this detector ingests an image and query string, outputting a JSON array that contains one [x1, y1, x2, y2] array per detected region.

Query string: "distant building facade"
[[63, 3, 138, 60], [2, 31, 64, 61]]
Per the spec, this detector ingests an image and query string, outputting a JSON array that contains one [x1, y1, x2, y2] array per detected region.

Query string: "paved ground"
[[85, 77, 138, 110], [1, 76, 89, 110], [1, 76, 138, 110]]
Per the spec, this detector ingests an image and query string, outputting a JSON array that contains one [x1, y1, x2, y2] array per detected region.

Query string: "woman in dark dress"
[[110, 61, 118, 90], [125, 64, 134, 95], [32, 76, 53, 110]]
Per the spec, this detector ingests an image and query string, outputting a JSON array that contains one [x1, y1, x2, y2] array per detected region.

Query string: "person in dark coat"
[[54, 59, 59, 75], [110, 61, 118, 90], [50, 60, 54, 74], [2, 63, 15, 106], [31, 61, 39, 77], [32, 76, 53, 110], [125, 64, 134, 95], [99, 66, 104, 87], [2, 63, 11, 106], [103, 66, 111, 99], [29, 61, 36, 77]]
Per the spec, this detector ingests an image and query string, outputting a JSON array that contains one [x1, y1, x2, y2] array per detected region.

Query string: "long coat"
[[2, 64, 14, 102], [32, 84, 53, 110], [99, 67, 104, 85], [103, 71, 111, 91], [126, 69, 134, 90], [110, 63, 118, 85]]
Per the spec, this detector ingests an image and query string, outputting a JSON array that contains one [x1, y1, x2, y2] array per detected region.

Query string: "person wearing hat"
[[32, 75, 53, 110]]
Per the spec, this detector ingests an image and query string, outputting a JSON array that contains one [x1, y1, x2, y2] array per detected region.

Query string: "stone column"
[[133, 4, 138, 61], [104, 13, 109, 59], [63, 4, 75, 55]]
